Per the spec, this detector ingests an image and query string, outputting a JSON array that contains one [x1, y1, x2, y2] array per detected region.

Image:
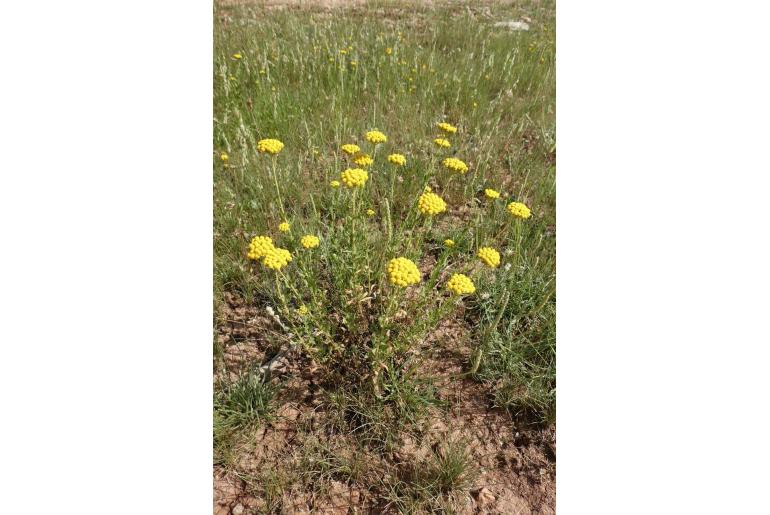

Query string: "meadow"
[[214, 1, 555, 512]]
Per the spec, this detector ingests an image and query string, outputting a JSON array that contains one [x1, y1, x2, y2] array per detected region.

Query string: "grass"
[[380, 439, 477, 512], [214, 0, 555, 509], [213, 369, 278, 464]]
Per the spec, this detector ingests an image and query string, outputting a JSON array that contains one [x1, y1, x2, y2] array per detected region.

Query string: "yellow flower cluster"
[[296, 305, 309, 316], [341, 143, 360, 155], [263, 247, 292, 270], [366, 209, 375, 217], [484, 188, 500, 199], [330, 180, 341, 188], [438, 122, 457, 134], [257, 138, 284, 155], [247, 236, 274, 261], [418, 191, 447, 216], [507, 201, 532, 219], [301, 235, 320, 249], [220, 153, 229, 162], [477, 247, 501, 268], [340, 168, 369, 188], [442, 157, 468, 174], [434, 138, 451, 148], [278, 222, 290, 232], [387, 257, 421, 287], [232, 53, 242, 59], [353, 154, 374, 167], [446, 273, 476, 295], [385, 47, 393, 55], [366, 130, 387, 144], [388, 153, 406, 166], [444, 239, 455, 247]]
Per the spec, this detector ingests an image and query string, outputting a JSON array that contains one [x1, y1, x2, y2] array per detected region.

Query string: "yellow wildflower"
[[423, 185, 432, 193], [300, 235, 320, 249], [385, 47, 393, 55], [446, 273, 475, 295], [484, 188, 500, 199], [366, 209, 375, 217], [444, 239, 455, 247], [263, 247, 292, 271], [340, 168, 369, 188], [434, 138, 451, 148], [437, 122, 457, 134], [247, 236, 275, 261], [220, 152, 229, 162], [350, 60, 358, 67], [278, 222, 290, 232], [507, 201, 532, 219], [296, 305, 309, 316], [477, 247, 501, 268], [417, 191, 447, 216], [232, 53, 242, 59], [442, 157, 468, 174], [366, 130, 387, 144], [330, 180, 341, 188], [341, 143, 360, 155], [388, 153, 406, 166], [353, 154, 374, 167], [387, 257, 421, 287], [257, 138, 284, 155], [340, 49, 347, 55]]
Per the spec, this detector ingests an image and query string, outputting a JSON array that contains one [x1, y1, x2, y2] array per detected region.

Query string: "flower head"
[[278, 222, 290, 232], [507, 201, 532, 219], [434, 138, 451, 148], [340, 168, 369, 188], [417, 191, 447, 216], [437, 122, 458, 134], [296, 305, 309, 316], [387, 257, 421, 287], [446, 273, 476, 295], [353, 153, 374, 167], [484, 188, 500, 199], [300, 235, 320, 249], [247, 236, 275, 261], [341, 143, 360, 155], [330, 180, 341, 188], [263, 247, 292, 271], [220, 152, 229, 162], [442, 157, 468, 174], [257, 138, 284, 155], [385, 47, 393, 55], [232, 53, 242, 60], [366, 209, 375, 217], [388, 153, 406, 166], [444, 239, 455, 248], [366, 130, 387, 144], [477, 247, 501, 268]]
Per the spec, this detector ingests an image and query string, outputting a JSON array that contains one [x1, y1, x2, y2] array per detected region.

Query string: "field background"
[[214, 0, 555, 512]]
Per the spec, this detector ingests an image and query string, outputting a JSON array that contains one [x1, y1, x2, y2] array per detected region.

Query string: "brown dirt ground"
[[214, 292, 555, 514]]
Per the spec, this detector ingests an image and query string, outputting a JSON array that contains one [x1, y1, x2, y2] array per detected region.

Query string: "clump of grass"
[[214, 369, 278, 451], [381, 439, 476, 512]]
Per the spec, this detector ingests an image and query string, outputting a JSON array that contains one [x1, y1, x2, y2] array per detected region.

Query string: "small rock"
[[493, 20, 530, 31], [474, 487, 496, 507], [231, 503, 244, 515]]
